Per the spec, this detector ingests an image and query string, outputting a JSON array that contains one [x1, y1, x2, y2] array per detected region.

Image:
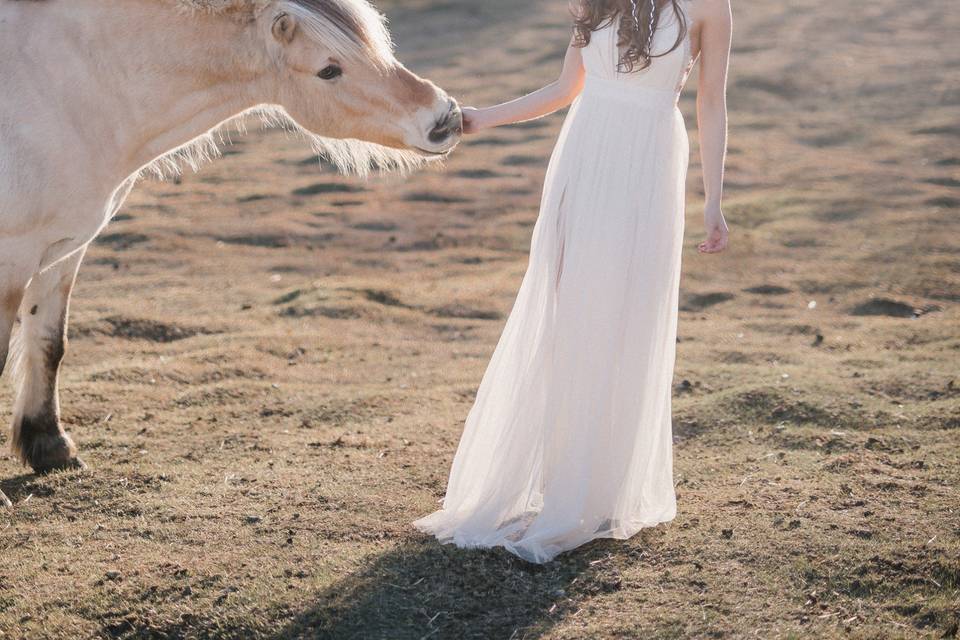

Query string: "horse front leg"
[[1, 262, 29, 506], [11, 249, 87, 474], [0, 288, 22, 379]]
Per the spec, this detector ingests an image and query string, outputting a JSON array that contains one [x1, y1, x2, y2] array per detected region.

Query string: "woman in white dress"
[[415, 0, 732, 563]]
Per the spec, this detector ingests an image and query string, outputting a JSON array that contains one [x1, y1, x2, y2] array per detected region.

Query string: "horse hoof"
[[0, 490, 11, 508], [59, 456, 87, 471], [33, 456, 87, 475], [22, 433, 84, 475]]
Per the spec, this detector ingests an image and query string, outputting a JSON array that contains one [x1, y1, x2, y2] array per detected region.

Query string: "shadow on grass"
[[90, 531, 653, 639], [0, 472, 53, 505], [272, 536, 636, 640]]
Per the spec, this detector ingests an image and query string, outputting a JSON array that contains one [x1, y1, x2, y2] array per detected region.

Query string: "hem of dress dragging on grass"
[[412, 505, 677, 564]]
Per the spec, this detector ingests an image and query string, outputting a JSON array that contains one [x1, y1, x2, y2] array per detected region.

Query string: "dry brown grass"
[[2, 0, 959, 638]]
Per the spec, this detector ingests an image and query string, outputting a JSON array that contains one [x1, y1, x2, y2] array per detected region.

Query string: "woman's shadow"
[[271, 536, 643, 639]]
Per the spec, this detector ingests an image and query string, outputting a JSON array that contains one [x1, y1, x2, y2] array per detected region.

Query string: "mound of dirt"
[[680, 292, 736, 312], [850, 298, 941, 318], [97, 316, 220, 343]]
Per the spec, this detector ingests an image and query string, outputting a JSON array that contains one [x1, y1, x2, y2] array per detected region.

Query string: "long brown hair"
[[572, 0, 687, 73]]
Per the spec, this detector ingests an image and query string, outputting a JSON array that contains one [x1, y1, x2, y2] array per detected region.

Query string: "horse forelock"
[[283, 0, 395, 68], [175, 1, 393, 65], [176, 0, 272, 13]]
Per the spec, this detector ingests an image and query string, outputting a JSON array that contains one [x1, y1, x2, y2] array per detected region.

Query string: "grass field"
[[1, 0, 958, 637]]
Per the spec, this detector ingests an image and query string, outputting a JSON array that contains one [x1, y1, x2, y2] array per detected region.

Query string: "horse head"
[[259, 0, 463, 172]]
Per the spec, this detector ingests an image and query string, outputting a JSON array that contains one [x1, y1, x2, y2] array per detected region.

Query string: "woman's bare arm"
[[695, 0, 733, 254], [463, 41, 586, 133]]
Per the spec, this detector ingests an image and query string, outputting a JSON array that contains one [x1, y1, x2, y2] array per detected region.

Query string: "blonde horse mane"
[[142, 106, 426, 181]]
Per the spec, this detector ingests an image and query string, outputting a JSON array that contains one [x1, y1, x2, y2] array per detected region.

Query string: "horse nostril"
[[428, 106, 462, 145], [428, 121, 451, 144]]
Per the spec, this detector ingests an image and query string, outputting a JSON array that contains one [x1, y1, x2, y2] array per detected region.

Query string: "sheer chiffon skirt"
[[415, 87, 689, 564]]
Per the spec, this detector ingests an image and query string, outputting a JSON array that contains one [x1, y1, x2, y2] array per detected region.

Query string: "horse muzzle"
[[428, 100, 463, 145], [414, 98, 462, 156]]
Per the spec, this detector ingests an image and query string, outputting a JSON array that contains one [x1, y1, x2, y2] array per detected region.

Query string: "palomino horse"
[[0, 0, 462, 503]]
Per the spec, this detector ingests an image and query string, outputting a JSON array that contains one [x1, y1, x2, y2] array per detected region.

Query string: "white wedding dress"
[[415, 8, 698, 563]]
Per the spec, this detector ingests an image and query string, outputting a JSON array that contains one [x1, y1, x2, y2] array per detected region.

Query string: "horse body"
[[2, 1, 276, 273], [0, 0, 461, 485]]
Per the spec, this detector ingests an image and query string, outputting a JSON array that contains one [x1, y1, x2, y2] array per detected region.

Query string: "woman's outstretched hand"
[[698, 207, 729, 254], [461, 107, 486, 134]]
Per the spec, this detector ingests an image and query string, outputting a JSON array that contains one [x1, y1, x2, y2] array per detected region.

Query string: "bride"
[[416, 0, 732, 563]]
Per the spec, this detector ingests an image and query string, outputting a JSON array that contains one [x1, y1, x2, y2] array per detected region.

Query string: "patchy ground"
[[1, 0, 958, 638]]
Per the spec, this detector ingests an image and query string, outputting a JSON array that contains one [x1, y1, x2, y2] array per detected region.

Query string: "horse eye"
[[317, 65, 343, 80]]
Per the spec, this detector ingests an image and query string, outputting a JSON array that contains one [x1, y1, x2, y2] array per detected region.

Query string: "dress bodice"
[[580, 4, 695, 103]]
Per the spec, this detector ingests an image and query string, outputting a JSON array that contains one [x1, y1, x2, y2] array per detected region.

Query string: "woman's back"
[[580, 4, 695, 100]]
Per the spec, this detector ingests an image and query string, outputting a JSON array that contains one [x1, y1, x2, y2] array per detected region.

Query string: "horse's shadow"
[[271, 537, 635, 640], [0, 472, 53, 505]]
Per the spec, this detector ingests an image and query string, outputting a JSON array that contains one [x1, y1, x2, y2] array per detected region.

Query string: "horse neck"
[[71, 0, 275, 179]]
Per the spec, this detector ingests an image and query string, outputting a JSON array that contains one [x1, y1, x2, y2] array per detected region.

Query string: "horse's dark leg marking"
[[11, 250, 86, 474], [11, 308, 83, 474]]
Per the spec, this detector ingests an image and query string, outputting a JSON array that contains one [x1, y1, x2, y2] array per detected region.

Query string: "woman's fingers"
[[460, 107, 482, 134]]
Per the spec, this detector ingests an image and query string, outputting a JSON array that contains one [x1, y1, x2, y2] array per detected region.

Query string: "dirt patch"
[[850, 298, 941, 318], [743, 284, 792, 295], [428, 303, 503, 321], [292, 183, 366, 197], [680, 292, 736, 312], [73, 316, 220, 343], [215, 234, 292, 248], [96, 232, 150, 250], [403, 191, 473, 204]]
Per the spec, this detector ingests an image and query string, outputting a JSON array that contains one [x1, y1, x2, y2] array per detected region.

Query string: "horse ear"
[[272, 13, 297, 44]]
